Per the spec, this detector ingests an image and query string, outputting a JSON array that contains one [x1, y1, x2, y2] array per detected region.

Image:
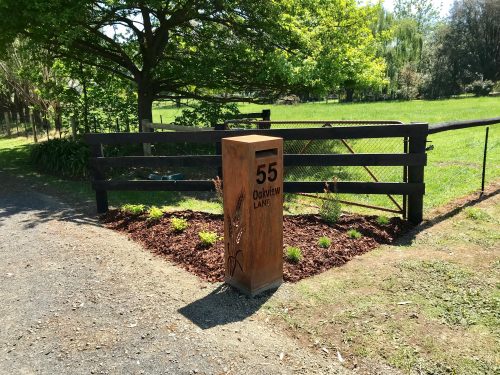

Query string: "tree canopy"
[[0, 0, 386, 124]]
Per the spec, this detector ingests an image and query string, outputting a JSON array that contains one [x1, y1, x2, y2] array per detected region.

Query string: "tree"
[[421, 0, 500, 98], [0, 0, 388, 125], [446, 0, 500, 83], [0, 1, 306, 125]]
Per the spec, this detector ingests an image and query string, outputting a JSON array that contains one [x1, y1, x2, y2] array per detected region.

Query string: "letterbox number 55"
[[256, 162, 278, 184]]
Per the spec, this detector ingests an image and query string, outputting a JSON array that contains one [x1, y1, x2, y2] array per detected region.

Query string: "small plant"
[[121, 204, 146, 215], [286, 246, 303, 263], [347, 229, 362, 239], [212, 176, 223, 205], [376, 215, 390, 225], [464, 207, 490, 221], [318, 236, 331, 248], [319, 180, 341, 224], [171, 217, 189, 232], [147, 206, 163, 221], [198, 231, 219, 247]]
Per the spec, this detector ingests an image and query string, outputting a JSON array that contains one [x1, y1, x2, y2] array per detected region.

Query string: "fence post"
[[142, 119, 152, 156], [4, 112, 11, 137], [71, 117, 77, 139], [90, 143, 109, 213], [214, 123, 226, 178], [258, 109, 271, 129], [30, 112, 38, 143], [407, 124, 428, 224]]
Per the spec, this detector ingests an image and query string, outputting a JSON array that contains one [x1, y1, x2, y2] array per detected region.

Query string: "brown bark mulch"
[[101, 210, 410, 283]]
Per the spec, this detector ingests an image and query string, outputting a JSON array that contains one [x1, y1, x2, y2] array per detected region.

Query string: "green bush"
[[175, 101, 240, 127], [286, 246, 303, 263], [121, 204, 146, 215], [347, 229, 362, 239], [29, 138, 90, 179], [319, 182, 341, 224], [171, 217, 189, 232], [376, 215, 390, 225], [198, 231, 218, 247], [318, 236, 331, 248], [147, 206, 163, 221], [465, 80, 494, 96]]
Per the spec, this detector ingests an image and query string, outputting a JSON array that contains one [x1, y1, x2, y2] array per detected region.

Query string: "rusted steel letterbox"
[[222, 135, 284, 296]]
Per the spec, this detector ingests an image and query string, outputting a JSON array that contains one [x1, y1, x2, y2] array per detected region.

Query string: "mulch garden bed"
[[101, 210, 411, 283]]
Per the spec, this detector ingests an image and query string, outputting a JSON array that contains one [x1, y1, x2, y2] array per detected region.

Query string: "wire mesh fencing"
[[424, 124, 498, 211], [225, 120, 409, 214]]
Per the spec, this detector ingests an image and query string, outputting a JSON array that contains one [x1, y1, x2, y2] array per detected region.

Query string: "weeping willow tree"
[[372, 0, 439, 98]]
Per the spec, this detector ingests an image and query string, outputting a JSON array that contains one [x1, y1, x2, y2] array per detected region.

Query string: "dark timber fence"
[[84, 122, 428, 224]]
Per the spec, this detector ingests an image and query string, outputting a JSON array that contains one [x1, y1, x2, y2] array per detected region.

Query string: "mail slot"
[[222, 135, 284, 296]]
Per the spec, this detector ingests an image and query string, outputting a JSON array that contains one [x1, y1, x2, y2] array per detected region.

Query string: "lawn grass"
[[153, 96, 500, 124], [262, 195, 500, 374]]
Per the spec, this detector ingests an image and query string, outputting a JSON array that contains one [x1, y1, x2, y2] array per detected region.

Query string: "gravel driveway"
[[0, 172, 348, 375]]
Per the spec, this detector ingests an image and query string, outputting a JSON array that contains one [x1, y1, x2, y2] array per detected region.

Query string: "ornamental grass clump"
[[121, 204, 146, 215], [319, 181, 341, 225], [198, 231, 218, 247], [347, 229, 362, 239], [318, 236, 331, 248], [171, 217, 188, 232], [147, 206, 163, 221], [376, 215, 390, 225], [286, 246, 303, 263]]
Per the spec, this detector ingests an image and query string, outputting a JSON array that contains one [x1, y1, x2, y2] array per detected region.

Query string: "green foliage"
[[175, 102, 240, 127], [29, 138, 89, 179], [463, 208, 491, 222], [147, 206, 163, 221], [318, 236, 332, 248], [376, 215, 390, 225], [121, 204, 146, 215], [171, 217, 189, 232], [319, 183, 341, 224], [347, 229, 362, 239], [198, 231, 219, 247], [286, 246, 303, 263], [465, 80, 494, 97]]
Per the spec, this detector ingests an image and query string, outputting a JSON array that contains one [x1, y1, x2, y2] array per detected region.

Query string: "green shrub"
[[286, 246, 303, 263], [171, 217, 189, 232], [29, 138, 90, 179], [464, 207, 490, 221], [318, 236, 331, 248], [465, 80, 494, 96], [347, 229, 362, 239], [319, 182, 341, 224], [147, 206, 163, 221], [376, 215, 390, 225], [121, 204, 146, 215], [175, 101, 240, 127], [198, 231, 219, 247]]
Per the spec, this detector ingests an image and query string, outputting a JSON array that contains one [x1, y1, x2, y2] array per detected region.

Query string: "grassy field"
[[1, 96, 499, 215], [153, 96, 500, 124], [263, 192, 500, 374]]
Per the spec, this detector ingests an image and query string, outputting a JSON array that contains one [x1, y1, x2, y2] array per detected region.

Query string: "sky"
[[382, 0, 455, 17]]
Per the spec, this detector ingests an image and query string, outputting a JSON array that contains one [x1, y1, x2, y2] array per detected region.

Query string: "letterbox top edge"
[[221, 135, 283, 144]]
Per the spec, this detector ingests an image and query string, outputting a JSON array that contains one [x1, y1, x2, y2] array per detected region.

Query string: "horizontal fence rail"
[[84, 123, 428, 145], [91, 153, 426, 169], [92, 180, 424, 195], [428, 117, 500, 134], [85, 122, 428, 224]]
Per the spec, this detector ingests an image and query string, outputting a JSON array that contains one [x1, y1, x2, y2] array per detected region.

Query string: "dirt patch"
[[101, 210, 410, 283]]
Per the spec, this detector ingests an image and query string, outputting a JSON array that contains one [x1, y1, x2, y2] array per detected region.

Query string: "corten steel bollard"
[[222, 135, 284, 296]]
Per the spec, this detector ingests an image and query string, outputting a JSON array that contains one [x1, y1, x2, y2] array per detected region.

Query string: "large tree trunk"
[[137, 81, 154, 132], [345, 88, 354, 102]]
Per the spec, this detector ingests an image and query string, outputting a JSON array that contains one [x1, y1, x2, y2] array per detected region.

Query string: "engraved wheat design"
[[226, 191, 245, 277]]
